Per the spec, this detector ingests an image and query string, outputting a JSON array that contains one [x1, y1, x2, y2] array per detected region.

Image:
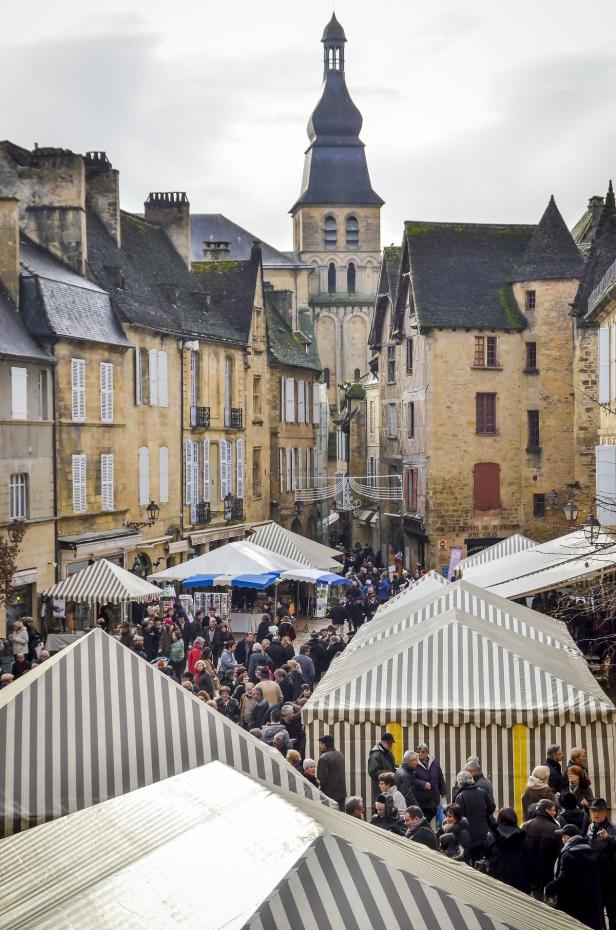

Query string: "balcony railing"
[[588, 255, 616, 315], [190, 501, 212, 525], [224, 496, 244, 522], [224, 407, 243, 429], [190, 405, 211, 429]]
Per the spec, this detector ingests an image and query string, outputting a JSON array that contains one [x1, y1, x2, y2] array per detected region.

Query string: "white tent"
[[43, 558, 161, 603], [458, 533, 537, 572], [248, 521, 341, 570], [371, 569, 448, 619], [149, 539, 315, 583], [463, 529, 616, 598], [0, 761, 589, 930]]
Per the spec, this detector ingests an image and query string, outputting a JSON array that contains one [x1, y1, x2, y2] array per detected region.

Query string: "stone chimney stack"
[[85, 151, 121, 247], [202, 240, 231, 261], [144, 192, 191, 269], [0, 198, 20, 305]]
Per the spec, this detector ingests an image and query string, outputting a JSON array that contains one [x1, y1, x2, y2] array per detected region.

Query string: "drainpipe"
[[51, 346, 60, 583]]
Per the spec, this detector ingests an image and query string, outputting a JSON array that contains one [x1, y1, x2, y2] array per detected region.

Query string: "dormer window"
[[324, 215, 337, 249], [346, 215, 359, 247]]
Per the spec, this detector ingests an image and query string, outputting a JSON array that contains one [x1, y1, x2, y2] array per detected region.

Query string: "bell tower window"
[[324, 215, 337, 249], [347, 262, 356, 294], [328, 263, 337, 294], [346, 215, 359, 247]]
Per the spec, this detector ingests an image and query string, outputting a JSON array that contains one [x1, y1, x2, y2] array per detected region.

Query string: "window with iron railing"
[[190, 405, 211, 429], [224, 407, 243, 429]]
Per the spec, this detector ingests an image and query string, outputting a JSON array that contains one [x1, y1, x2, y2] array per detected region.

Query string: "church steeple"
[[322, 13, 346, 77]]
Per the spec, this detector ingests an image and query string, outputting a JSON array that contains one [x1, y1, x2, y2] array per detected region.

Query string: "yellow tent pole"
[[386, 722, 404, 766], [512, 724, 529, 823]]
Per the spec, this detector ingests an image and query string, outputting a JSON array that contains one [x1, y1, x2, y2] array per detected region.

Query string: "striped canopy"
[[0, 762, 588, 930], [149, 540, 310, 583], [42, 558, 161, 604], [372, 569, 448, 618], [304, 605, 614, 727], [458, 533, 537, 572], [248, 521, 341, 571], [349, 580, 581, 655], [0, 629, 332, 837]]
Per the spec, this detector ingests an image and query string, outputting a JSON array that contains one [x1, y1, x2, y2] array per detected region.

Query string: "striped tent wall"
[[372, 570, 449, 618], [458, 534, 537, 572], [43, 558, 160, 604], [0, 629, 331, 836], [249, 522, 341, 571], [245, 833, 511, 930], [305, 719, 616, 814]]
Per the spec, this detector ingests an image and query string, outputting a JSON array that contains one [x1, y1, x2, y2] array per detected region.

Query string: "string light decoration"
[[295, 475, 402, 511]]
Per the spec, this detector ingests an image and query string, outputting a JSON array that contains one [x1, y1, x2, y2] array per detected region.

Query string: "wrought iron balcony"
[[190, 405, 211, 429], [191, 501, 212, 525], [224, 496, 244, 522], [224, 407, 243, 429]]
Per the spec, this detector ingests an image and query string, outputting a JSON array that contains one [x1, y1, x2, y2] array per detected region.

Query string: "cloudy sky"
[[3, 0, 615, 250]]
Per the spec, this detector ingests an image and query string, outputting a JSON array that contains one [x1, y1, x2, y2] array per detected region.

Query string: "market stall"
[[248, 521, 342, 571], [370, 569, 449, 619], [457, 533, 537, 573], [0, 762, 589, 930], [0, 628, 332, 837]]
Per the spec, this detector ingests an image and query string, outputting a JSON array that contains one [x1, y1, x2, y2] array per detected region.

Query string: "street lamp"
[[563, 500, 579, 522], [125, 500, 160, 531], [294, 500, 304, 515], [582, 514, 601, 545]]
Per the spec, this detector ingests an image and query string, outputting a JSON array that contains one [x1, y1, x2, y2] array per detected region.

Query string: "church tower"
[[291, 13, 383, 403]]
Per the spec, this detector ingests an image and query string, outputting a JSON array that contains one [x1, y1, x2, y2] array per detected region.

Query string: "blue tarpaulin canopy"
[[182, 572, 281, 590]]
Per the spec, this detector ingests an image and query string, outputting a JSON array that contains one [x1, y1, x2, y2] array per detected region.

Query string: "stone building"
[[370, 197, 591, 571]]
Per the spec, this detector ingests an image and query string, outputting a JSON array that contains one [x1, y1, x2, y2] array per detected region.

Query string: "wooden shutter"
[[219, 440, 227, 499], [473, 462, 501, 510], [159, 447, 169, 504], [191, 441, 199, 505], [297, 380, 305, 422], [100, 362, 114, 423], [101, 454, 114, 511], [184, 439, 193, 505], [279, 449, 285, 493], [286, 447, 292, 492], [135, 348, 143, 405], [280, 377, 286, 422], [312, 382, 321, 425], [158, 351, 168, 407], [138, 447, 150, 506], [71, 358, 85, 421], [72, 454, 87, 513], [10, 367, 28, 420], [148, 349, 159, 406], [285, 378, 295, 423], [599, 327, 610, 404], [202, 440, 210, 502], [410, 469, 418, 512], [236, 439, 244, 499]]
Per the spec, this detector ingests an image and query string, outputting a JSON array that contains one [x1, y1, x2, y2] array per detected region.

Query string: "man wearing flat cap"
[[367, 732, 397, 804], [316, 734, 346, 811], [588, 799, 616, 929], [545, 823, 603, 928]]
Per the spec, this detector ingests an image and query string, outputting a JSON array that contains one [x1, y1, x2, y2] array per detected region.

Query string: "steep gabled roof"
[[192, 251, 260, 343], [512, 196, 584, 282], [577, 182, 616, 320], [264, 297, 321, 371], [0, 285, 51, 361], [190, 213, 304, 268], [369, 245, 401, 346]]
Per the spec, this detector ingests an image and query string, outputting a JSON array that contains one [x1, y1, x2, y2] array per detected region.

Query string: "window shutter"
[[297, 380, 305, 422], [312, 382, 321, 425], [138, 447, 150, 506], [11, 367, 28, 420], [200, 439, 209, 502], [100, 363, 114, 423], [279, 449, 285, 494], [236, 438, 245, 499], [101, 454, 114, 511], [159, 447, 169, 504], [157, 351, 168, 407], [191, 441, 199, 505], [184, 439, 193, 505], [190, 352, 198, 408], [286, 447, 292, 492], [135, 348, 143, 405], [473, 462, 501, 510], [148, 349, 159, 406], [219, 440, 227, 499], [72, 454, 87, 513], [280, 377, 286, 422], [599, 327, 610, 404], [285, 378, 295, 423], [71, 358, 85, 421], [596, 444, 616, 526]]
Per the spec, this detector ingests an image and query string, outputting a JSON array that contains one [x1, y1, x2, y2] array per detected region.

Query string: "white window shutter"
[[596, 444, 616, 527], [71, 358, 85, 421], [297, 380, 305, 422], [219, 440, 227, 499], [100, 363, 114, 423], [280, 377, 286, 422], [101, 454, 114, 511], [286, 447, 292, 492], [305, 381, 311, 424], [148, 349, 159, 406], [11, 367, 28, 420], [285, 377, 295, 423], [191, 441, 199, 505], [599, 327, 610, 405], [159, 447, 169, 503], [72, 454, 87, 513], [202, 440, 210, 502], [236, 439, 244, 498], [279, 448, 284, 493], [184, 439, 193, 505], [312, 382, 320, 425], [135, 348, 143, 405], [138, 447, 150, 506], [158, 351, 168, 407]]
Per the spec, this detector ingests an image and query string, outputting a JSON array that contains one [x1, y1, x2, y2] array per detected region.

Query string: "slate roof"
[[512, 196, 584, 282], [370, 245, 401, 346], [19, 237, 130, 347], [0, 285, 52, 361], [322, 12, 346, 42], [191, 252, 260, 342], [87, 210, 244, 346], [572, 195, 605, 259], [577, 183, 616, 320], [190, 214, 304, 268], [265, 298, 321, 371]]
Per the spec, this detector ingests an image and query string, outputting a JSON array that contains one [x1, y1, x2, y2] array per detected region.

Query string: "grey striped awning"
[[249, 521, 341, 571], [0, 629, 332, 836], [42, 558, 161, 604], [458, 533, 537, 572], [373, 569, 448, 618], [0, 761, 589, 930], [305, 605, 615, 727]]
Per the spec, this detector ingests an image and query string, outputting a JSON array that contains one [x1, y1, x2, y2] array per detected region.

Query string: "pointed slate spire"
[[606, 179, 615, 209], [513, 195, 585, 282]]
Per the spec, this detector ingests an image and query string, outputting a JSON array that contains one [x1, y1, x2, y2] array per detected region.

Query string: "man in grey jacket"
[[317, 735, 347, 810], [395, 751, 419, 805]]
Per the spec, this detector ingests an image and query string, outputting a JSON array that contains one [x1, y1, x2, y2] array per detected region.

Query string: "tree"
[[0, 520, 28, 619]]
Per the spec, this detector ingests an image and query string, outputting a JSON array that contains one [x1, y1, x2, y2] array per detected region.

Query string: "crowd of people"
[[0, 618, 48, 687]]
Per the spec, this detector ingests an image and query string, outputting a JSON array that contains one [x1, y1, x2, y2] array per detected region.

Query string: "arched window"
[[324, 215, 337, 249], [347, 262, 356, 294], [323, 368, 330, 388], [346, 215, 359, 247], [328, 262, 336, 294]]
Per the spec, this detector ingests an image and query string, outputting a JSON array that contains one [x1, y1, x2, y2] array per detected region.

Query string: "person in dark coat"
[[484, 808, 530, 893], [367, 733, 397, 801], [587, 798, 616, 930], [308, 634, 326, 682], [234, 632, 255, 667], [545, 825, 603, 929], [321, 635, 346, 675], [465, 758, 494, 805], [142, 621, 160, 661], [215, 687, 240, 725], [404, 806, 438, 849], [256, 614, 273, 642], [296, 646, 316, 688], [247, 687, 269, 730], [317, 735, 346, 810], [452, 771, 494, 862], [247, 646, 274, 681], [347, 598, 365, 632], [395, 751, 419, 806], [182, 611, 203, 648], [522, 798, 561, 897], [281, 704, 306, 758], [266, 636, 288, 669], [414, 743, 447, 823], [438, 804, 472, 861], [370, 794, 406, 836], [327, 600, 348, 631], [544, 744, 568, 793], [556, 791, 589, 835]]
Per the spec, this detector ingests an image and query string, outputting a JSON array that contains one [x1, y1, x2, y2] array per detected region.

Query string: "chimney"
[[251, 240, 262, 265], [0, 198, 20, 305], [144, 192, 191, 269], [85, 151, 121, 247], [264, 285, 294, 330], [202, 240, 231, 261]]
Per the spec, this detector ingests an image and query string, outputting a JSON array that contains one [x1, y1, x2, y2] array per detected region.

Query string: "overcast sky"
[[2, 1, 616, 250]]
